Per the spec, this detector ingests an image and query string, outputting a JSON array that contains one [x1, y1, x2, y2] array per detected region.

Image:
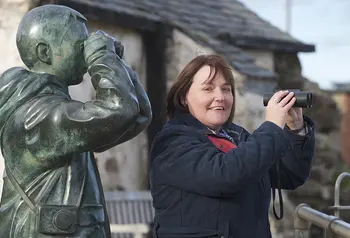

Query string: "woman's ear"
[[181, 92, 189, 107], [181, 98, 188, 107]]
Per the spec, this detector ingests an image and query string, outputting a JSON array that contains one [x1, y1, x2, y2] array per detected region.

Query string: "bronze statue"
[[0, 4, 152, 238]]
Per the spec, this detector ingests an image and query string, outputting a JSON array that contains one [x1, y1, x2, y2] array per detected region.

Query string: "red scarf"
[[207, 135, 237, 152]]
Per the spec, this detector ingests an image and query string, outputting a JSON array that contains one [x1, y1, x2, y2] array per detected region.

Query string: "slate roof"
[[47, 0, 316, 79], [140, 0, 315, 52]]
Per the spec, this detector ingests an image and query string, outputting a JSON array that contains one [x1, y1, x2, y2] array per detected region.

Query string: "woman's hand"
[[286, 107, 304, 130], [265, 90, 296, 129]]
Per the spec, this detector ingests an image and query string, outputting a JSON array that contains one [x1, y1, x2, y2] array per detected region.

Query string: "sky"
[[241, 0, 350, 89]]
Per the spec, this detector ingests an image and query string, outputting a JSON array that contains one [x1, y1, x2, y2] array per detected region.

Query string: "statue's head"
[[16, 4, 89, 85]]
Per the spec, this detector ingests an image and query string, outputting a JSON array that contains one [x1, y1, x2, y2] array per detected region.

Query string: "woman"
[[149, 54, 315, 238]]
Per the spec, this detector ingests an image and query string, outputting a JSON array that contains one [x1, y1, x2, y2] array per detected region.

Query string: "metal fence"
[[110, 224, 149, 238], [105, 191, 154, 238], [294, 172, 350, 238]]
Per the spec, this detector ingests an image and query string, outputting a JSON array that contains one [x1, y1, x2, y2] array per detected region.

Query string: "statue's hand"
[[114, 40, 124, 59], [84, 30, 123, 66]]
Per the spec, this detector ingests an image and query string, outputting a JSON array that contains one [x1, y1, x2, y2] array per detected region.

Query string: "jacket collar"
[[168, 110, 231, 134], [166, 110, 244, 144]]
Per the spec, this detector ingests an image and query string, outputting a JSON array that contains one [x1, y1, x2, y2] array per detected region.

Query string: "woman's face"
[[185, 65, 233, 130]]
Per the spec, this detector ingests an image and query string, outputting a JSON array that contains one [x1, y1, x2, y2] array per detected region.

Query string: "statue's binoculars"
[[263, 90, 313, 108]]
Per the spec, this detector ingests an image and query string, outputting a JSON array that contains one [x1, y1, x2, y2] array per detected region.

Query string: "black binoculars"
[[263, 89, 312, 108]]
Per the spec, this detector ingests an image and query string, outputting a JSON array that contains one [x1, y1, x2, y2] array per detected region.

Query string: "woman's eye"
[[223, 88, 231, 92], [203, 87, 212, 91]]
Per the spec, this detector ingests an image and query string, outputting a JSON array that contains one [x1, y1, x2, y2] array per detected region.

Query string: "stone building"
[[2, 0, 347, 237], [0, 0, 316, 192], [325, 83, 350, 165]]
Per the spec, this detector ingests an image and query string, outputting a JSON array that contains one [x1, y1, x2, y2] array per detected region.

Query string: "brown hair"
[[167, 54, 235, 122]]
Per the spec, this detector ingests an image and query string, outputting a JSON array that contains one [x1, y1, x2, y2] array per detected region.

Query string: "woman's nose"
[[213, 89, 225, 101]]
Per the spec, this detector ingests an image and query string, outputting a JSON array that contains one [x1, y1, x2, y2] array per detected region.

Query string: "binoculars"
[[263, 90, 312, 108]]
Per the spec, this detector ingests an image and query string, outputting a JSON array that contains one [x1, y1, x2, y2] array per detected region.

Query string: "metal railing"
[[294, 204, 350, 238], [294, 172, 350, 238], [329, 172, 350, 217]]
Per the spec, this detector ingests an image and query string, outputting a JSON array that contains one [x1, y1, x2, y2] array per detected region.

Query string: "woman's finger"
[[284, 97, 296, 110], [279, 92, 294, 106], [270, 90, 286, 104]]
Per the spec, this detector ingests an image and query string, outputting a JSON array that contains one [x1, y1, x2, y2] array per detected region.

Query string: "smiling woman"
[[148, 54, 316, 238], [167, 55, 235, 131], [186, 65, 233, 130]]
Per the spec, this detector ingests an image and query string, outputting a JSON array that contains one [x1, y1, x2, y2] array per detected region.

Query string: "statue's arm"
[[93, 61, 152, 152], [24, 46, 151, 159]]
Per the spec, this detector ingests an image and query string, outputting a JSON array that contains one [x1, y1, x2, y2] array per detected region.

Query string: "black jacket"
[[149, 111, 315, 238]]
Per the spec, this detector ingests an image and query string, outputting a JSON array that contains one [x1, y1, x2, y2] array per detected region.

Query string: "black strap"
[[272, 121, 311, 220], [272, 157, 284, 220], [152, 222, 159, 238]]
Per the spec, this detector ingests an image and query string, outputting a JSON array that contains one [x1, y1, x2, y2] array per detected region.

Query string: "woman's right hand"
[[265, 90, 296, 129]]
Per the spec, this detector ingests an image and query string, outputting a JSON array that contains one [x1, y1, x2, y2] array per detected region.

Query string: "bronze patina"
[[0, 4, 152, 238]]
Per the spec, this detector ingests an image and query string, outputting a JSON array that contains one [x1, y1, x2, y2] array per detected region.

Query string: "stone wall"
[[274, 52, 303, 90], [332, 93, 347, 114], [245, 49, 275, 72], [328, 92, 350, 164], [272, 52, 349, 238], [239, 78, 276, 132], [165, 29, 216, 87], [240, 49, 276, 131], [341, 94, 350, 164]]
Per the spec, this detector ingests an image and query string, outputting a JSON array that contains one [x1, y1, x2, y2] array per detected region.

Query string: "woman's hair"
[[167, 54, 235, 122]]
